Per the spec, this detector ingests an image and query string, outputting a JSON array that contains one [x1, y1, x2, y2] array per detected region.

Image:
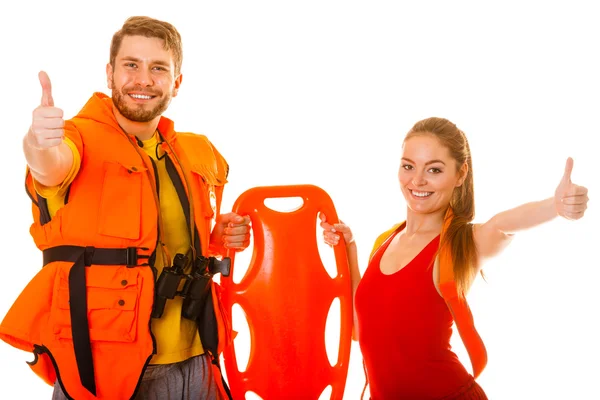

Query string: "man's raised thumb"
[[39, 71, 54, 107]]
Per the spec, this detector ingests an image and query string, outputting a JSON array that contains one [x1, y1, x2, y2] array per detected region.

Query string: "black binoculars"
[[151, 253, 231, 320]]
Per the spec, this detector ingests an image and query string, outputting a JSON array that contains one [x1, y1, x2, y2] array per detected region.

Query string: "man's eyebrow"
[[120, 57, 171, 67]]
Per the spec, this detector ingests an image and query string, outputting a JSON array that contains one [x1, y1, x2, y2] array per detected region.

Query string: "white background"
[[0, 1, 598, 399]]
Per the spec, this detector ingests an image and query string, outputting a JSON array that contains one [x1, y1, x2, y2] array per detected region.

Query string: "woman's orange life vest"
[[0, 93, 234, 400], [221, 185, 354, 399], [368, 209, 487, 379]]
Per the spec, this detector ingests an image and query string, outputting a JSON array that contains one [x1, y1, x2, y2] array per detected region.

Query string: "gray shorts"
[[52, 354, 219, 400]]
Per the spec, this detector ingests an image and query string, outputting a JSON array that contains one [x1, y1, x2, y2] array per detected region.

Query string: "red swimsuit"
[[355, 229, 477, 399]]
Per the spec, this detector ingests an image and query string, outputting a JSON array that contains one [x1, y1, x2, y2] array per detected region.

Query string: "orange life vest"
[[368, 208, 487, 379], [0, 93, 234, 399]]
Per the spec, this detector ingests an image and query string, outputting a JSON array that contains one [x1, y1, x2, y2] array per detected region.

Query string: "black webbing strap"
[[36, 194, 51, 226], [43, 245, 149, 396], [43, 246, 148, 267], [164, 156, 202, 255]]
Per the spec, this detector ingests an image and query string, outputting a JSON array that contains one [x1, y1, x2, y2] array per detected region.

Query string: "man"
[[0, 16, 250, 400]]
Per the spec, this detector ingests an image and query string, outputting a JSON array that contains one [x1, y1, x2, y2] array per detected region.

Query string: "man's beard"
[[111, 81, 172, 122]]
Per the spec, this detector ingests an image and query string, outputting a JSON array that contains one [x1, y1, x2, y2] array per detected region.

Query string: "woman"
[[320, 117, 589, 399]]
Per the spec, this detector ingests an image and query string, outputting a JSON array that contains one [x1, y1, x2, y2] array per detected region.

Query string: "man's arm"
[[25, 71, 75, 187]]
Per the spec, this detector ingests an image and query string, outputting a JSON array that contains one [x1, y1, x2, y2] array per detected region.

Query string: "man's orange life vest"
[[0, 93, 234, 400], [368, 208, 487, 379]]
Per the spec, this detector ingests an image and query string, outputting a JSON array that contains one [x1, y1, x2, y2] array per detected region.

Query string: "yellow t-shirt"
[[35, 133, 204, 364]]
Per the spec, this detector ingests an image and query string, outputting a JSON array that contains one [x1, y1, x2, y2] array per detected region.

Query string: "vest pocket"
[[98, 161, 147, 240], [51, 265, 140, 343]]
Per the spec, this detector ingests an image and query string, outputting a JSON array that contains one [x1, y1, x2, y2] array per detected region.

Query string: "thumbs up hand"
[[554, 157, 589, 221], [26, 71, 65, 150]]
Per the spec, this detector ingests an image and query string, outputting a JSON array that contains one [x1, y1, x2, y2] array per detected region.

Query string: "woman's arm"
[[474, 157, 588, 264], [319, 213, 361, 341]]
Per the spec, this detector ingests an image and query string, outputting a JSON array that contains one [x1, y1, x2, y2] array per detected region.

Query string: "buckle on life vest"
[[196, 255, 231, 277], [127, 246, 149, 267], [83, 246, 95, 266], [211, 257, 231, 277]]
